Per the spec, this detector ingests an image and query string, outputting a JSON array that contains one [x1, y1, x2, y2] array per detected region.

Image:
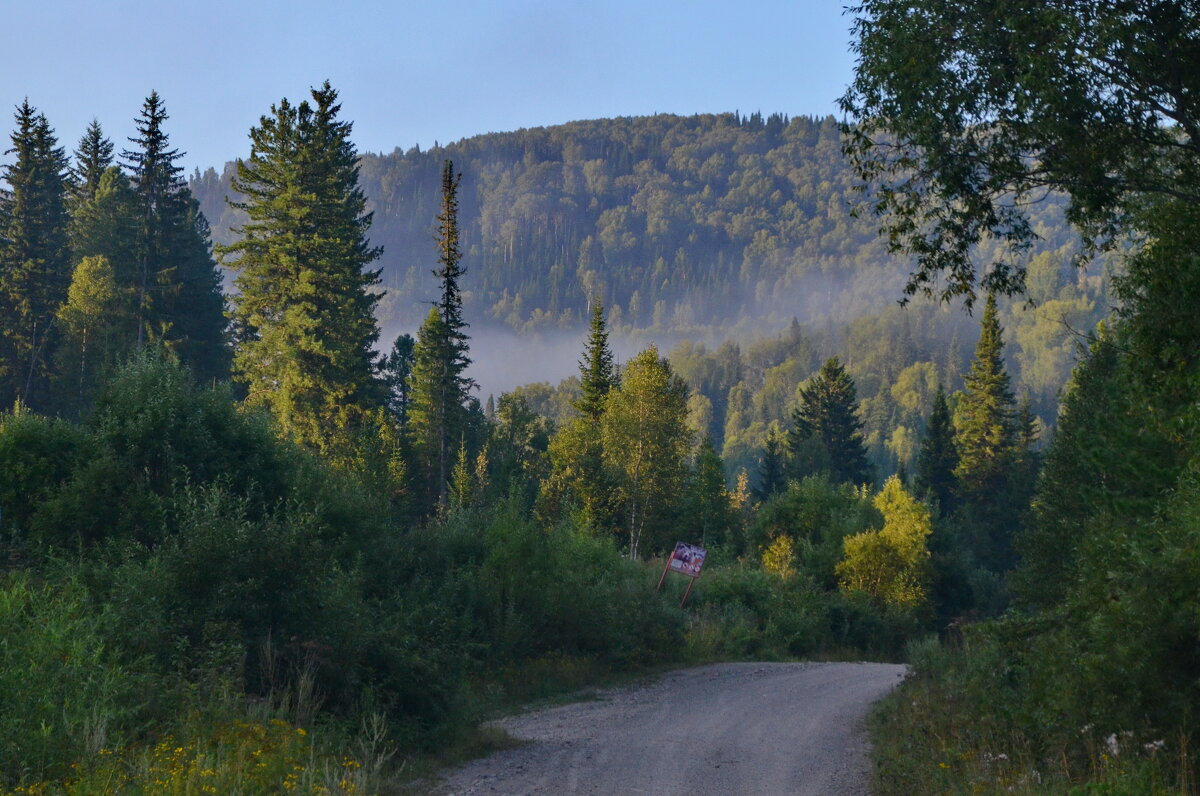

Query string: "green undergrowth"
[[871, 635, 1197, 795], [0, 357, 927, 794]]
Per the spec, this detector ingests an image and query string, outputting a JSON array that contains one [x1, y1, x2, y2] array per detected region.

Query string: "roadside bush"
[[872, 629, 1196, 795], [438, 499, 683, 666], [871, 466, 1200, 796], [686, 562, 918, 661], [0, 574, 137, 787], [1041, 463, 1200, 739], [100, 486, 335, 682]]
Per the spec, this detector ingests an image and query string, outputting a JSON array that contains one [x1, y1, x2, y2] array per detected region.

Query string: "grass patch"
[[869, 636, 1197, 795]]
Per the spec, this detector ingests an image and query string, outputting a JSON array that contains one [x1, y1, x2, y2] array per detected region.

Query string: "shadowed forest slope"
[[192, 112, 1095, 340]]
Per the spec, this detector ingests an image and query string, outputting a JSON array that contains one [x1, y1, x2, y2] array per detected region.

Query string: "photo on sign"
[[668, 542, 707, 577]]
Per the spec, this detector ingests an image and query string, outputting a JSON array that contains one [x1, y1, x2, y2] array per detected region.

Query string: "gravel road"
[[434, 661, 907, 795]]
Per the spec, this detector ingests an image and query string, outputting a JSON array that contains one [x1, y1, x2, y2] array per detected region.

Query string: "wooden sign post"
[[657, 541, 708, 608]]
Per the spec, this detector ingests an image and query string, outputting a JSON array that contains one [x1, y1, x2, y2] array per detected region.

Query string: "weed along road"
[[435, 661, 907, 795]]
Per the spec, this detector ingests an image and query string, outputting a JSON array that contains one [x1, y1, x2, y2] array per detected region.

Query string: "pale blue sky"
[[2, 1, 856, 174]]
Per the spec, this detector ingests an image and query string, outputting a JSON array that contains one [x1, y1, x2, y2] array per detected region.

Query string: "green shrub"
[[0, 574, 137, 787], [746, 476, 877, 587], [871, 631, 1197, 795], [0, 408, 90, 546], [465, 498, 682, 665]]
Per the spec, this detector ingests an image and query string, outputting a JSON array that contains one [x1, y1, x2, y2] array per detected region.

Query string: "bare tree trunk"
[[22, 318, 39, 404], [78, 327, 88, 402], [628, 454, 643, 559], [629, 494, 639, 560]]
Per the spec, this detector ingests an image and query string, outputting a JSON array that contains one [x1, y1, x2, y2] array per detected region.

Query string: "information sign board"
[[667, 542, 707, 577]]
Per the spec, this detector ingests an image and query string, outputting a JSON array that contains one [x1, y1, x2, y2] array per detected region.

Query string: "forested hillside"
[[195, 111, 1110, 481], [192, 112, 1092, 336]]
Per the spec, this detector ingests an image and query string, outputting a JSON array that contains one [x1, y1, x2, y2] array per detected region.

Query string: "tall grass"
[[871, 635, 1196, 795]]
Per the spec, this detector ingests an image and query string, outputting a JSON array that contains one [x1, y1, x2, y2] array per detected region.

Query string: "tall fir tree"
[[123, 91, 226, 379], [755, 424, 787, 500], [221, 82, 382, 453], [70, 119, 114, 203], [573, 298, 618, 420], [538, 297, 621, 529], [0, 101, 70, 409], [952, 293, 1024, 571], [407, 160, 475, 510], [682, 435, 734, 548], [914, 382, 958, 513], [381, 332, 415, 425], [787, 357, 872, 485], [123, 91, 179, 349], [953, 293, 1017, 503]]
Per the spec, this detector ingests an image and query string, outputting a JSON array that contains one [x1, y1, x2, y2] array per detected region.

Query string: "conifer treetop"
[[788, 356, 872, 486], [915, 381, 958, 512], [954, 293, 1018, 499], [123, 91, 185, 202], [574, 298, 617, 420], [71, 119, 114, 202]]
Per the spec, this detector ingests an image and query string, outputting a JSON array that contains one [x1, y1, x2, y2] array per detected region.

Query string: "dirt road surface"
[[434, 661, 907, 795]]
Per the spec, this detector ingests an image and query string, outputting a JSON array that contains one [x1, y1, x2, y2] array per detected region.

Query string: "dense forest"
[[194, 110, 1110, 484], [191, 111, 1096, 337], [3, 83, 963, 792], [2, 0, 1198, 790], [191, 111, 1113, 486], [843, 1, 1200, 793]]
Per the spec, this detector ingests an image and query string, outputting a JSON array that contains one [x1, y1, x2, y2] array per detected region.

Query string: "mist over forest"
[[194, 111, 1111, 470]]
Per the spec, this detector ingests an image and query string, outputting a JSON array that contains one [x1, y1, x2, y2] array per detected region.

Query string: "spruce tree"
[[0, 101, 70, 409], [407, 160, 475, 510], [1015, 330, 1180, 609], [71, 119, 114, 203], [448, 439, 475, 514], [953, 293, 1017, 502], [952, 293, 1024, 571], [123, 92, 226, 378], [755, 425, 787, 500], [683, 435, 734, 547], [538, 298, 622, 528], [123, 91, 180, 348], [787, 357, 872, 485], [381, 332, 415, 425], [221, 82, 382, 452], [574, 299, 617, 420], [914, 382, 958, 513]]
